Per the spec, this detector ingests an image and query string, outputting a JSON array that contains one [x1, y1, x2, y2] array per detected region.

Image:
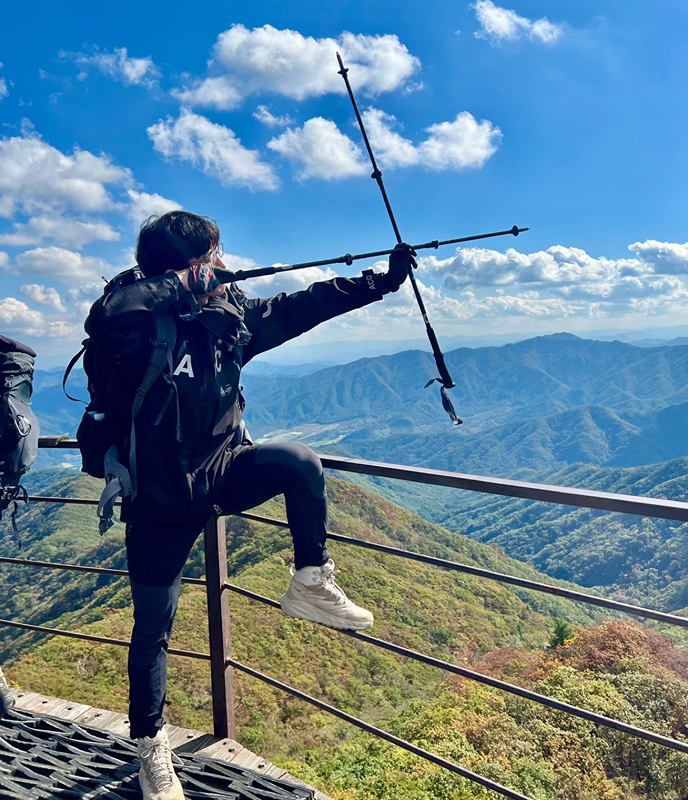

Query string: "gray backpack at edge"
[[0, 336, 39, 532]]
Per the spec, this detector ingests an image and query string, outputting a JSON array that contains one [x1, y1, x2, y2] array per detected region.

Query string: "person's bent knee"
[[257, 442, 325, 497]]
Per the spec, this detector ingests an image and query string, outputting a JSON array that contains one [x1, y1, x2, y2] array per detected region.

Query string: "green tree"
[[550, 618, 575, 649]]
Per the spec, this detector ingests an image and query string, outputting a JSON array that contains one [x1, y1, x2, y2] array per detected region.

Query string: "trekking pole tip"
[[511, 225, 530, 236]]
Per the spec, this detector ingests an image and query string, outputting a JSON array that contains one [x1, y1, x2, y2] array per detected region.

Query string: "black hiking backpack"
[[63, 268, 177, 531], [0, 336, 39, 532]]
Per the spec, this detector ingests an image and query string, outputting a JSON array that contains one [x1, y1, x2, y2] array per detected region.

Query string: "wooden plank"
[[227, 746, 265, 771], [12, 691, 44, 712], [77, 707, 130, 736], [166, 723, 208, 749], [44, 698, 92, 720], [199, 738, 249, 762]]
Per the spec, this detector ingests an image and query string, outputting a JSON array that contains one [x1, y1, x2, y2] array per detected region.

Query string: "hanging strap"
[[62, 341, 88, 404], [424, 378, 463, 426], [0, 484, 28, 548], [97, 445, 135, 534]]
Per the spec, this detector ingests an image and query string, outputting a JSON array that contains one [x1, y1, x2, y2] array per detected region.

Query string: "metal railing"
[[1, 438, 687, 800]]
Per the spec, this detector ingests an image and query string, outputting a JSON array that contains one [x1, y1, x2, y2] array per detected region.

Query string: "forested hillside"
[[342, 456, 688, 615], [2, 471, 688, 798]]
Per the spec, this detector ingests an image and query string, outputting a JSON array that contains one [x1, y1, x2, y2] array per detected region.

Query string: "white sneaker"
[[0, 668, 14, 718], [137, 727, 185, 800], [281, 559, 374, 631]]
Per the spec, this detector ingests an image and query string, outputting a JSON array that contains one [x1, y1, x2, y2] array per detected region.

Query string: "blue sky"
[[1, 0, 687, 364]]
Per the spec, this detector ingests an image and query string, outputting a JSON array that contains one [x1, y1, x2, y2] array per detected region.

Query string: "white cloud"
[[126, 189, 182, 229], [364, 108, 502, 170], [13, 246, 111, 285], [421, 113, 503, 169], [267, 117, 367, 180], [252, 105, 294, 128], [0, 78, 8, 100], [473, 1, 563, 45], [171, 76, 242, 111], [45, 319, 82, 339], [421, 244, 646, 290], [628, 240, 688, 275], [213, 252, 337, 296], [172, 25, 420, 109], [362, 109, 419, 167], [59, 46, 160, 88], [0, 298, 46, 336], [0, 251, 8, 267], [246, 265, 338, 296], [20, 283, 67, 312], [147, 108, 279, 191], [0, 133, 132, 217], [66, 281, 104, 316], [0, 214, 119, 249], [414, 240, 688, 323]]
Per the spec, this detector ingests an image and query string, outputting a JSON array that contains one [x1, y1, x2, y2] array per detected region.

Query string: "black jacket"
[[86, 270, 386, 524]]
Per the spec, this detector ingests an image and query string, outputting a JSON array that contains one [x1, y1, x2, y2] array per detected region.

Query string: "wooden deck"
[[11, 689, 333, 800]]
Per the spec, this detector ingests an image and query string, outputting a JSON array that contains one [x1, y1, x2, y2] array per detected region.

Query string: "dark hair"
[[135, 211, 220, 277]]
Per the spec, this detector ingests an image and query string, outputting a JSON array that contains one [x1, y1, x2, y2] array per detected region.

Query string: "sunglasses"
[[193, 242, 224, 267]]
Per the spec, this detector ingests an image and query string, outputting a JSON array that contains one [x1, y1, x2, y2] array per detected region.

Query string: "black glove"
[[384, 243, 417, 292]]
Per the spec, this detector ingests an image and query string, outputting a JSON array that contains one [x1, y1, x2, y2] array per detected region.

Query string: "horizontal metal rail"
[[22, 438, 688, 790], [0, 555, 206, 586], [19, 498, 688, 629], [0, 618, 209, 660], [36, 439, 688, 522], [319, 454, 688, 522], [233, 511, 688, 630], [224, 654, 534, 800], [223, 580, 688, 757], [0, 616, 532, 800], [5, 550, 688, 754]]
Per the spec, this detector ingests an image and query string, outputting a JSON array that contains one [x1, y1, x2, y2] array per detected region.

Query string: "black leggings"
[[126, 442, 329, 739]]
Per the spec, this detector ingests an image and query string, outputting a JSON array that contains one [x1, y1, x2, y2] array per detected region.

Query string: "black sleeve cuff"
[[361, 269, 391, 296]]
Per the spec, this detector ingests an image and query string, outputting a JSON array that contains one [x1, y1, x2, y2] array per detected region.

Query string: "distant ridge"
[[242, 332, 688, 436]]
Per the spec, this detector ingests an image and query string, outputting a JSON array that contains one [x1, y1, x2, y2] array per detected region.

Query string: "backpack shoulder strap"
[[130, 315, 178, 420], [128, 314, 178, 497]]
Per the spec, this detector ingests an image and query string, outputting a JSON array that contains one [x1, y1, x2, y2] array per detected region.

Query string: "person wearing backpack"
[[82, 210, 415, 800], [0, 335, 40, 718]]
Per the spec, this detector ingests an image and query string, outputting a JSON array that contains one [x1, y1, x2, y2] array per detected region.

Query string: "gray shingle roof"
[[0, 709, 314, 799]]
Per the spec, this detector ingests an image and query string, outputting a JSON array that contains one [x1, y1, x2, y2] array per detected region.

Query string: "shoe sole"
[[139, 771, 186, 800], [280, 597, 373, 631], [0, 697, 15, 718]]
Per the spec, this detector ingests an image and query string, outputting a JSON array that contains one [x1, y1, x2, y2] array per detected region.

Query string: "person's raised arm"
[[241, 244, 416, 362]]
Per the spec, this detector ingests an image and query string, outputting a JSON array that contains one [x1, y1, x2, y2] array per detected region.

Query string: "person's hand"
[[169, 264, 226, 307], [384, 243, 417, 292]]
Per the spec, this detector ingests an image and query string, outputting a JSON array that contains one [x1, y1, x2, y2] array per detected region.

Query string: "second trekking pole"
[[336, 52, 462, 425]]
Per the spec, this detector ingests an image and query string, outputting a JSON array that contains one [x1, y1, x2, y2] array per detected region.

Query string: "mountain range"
[[243, 333, 688, 433], [27, 333, 688, 611]]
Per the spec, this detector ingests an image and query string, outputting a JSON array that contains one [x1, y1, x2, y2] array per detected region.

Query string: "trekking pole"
[[213, 224, 529, 284], [337, 52, 466, 424]]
